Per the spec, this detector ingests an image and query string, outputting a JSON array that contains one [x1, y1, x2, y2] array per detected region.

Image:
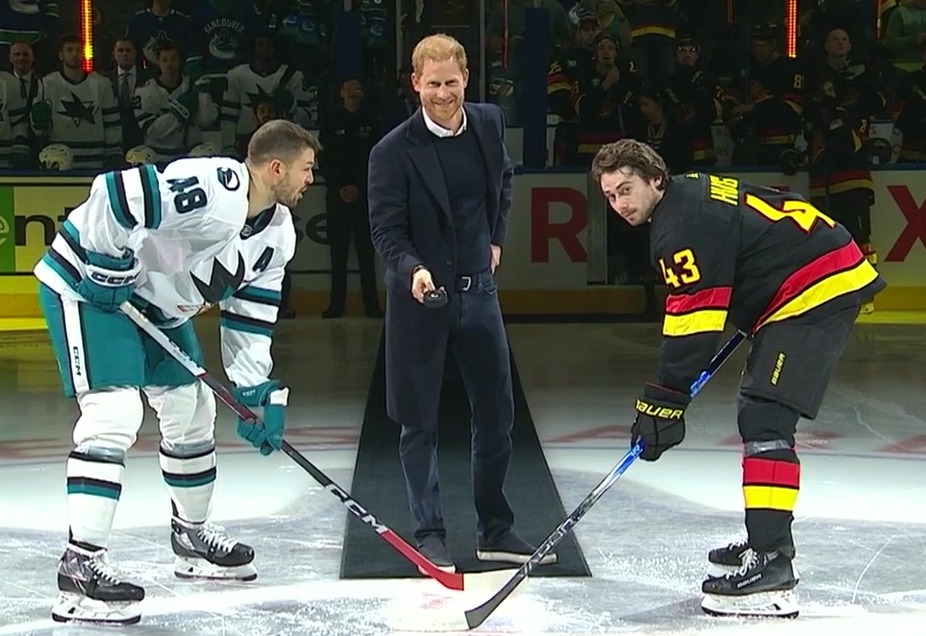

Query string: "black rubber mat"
[[340, 332, 592, 579]]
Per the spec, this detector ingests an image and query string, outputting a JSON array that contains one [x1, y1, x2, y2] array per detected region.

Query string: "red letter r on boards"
[[530, 187, 587, 263]]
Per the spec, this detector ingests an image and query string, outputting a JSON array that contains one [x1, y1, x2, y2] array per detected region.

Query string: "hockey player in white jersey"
[[134, 41, 219, 165], [33, 119, 320, 625], [220, 33, 313, 155], [31, 34, 122, 170]]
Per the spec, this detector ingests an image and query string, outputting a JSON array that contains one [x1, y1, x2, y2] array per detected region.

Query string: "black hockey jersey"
[[649, 173, 886, 392], [186, 0, 266, 79], [125, 8, 193, 69], [0, 0, 58, 45]]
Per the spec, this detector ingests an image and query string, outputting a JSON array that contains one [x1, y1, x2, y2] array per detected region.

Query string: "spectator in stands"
[[318, 75, 382, 319], [0, 0, 58, 75], [567, 33, 642, 166], [589, 0, 632, 50], [725, 23, 804, 167], [126, 0, 193, 72], [486, 0, 572, 125], [265, 0, 328, 125], [892, 40, 926, 161], [548, 6, 600, 122], [666, 34, 726, 166], [621, 0, 683, 79], [885, 0, 926, 70], [635, 84, 692, 174]]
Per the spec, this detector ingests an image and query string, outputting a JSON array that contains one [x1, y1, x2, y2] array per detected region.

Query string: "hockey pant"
[[737, 302, 859, 553], [39, 285, 218, 548]]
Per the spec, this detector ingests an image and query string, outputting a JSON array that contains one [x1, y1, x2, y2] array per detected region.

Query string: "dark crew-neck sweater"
[[433, 128, 491, 275]]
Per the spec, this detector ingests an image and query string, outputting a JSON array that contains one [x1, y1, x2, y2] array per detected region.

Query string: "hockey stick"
[[120, 301, 495, 592], [464, 329, 749, 629]]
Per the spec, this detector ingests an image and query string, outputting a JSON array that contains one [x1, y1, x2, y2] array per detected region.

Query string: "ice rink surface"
[[0, 318, 923, 635]]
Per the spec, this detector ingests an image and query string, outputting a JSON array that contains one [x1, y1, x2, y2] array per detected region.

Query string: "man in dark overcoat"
[[367, 33, 558, 573]]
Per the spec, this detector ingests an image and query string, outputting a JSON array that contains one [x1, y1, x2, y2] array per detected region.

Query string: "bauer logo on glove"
[[634, 399, 685, 420], [630, 384, 690, 461]]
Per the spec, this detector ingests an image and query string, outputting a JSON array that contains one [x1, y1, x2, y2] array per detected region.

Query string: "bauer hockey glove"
[[631, 384, 690, 461], [76, 249, 140, 312], [233, 380, 288, 456]]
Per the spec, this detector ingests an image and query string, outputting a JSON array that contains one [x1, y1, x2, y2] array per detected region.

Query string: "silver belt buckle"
[[459, 275, 472, 291]]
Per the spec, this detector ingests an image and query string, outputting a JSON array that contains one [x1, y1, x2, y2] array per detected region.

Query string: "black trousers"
[[326, 194, 379, 312], [813, 189, 873, 247], [398, 272, 516, 544], [737, 302, 859, 552]]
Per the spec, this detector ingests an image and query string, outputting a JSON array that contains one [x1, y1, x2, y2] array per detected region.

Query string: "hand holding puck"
[[423, 288, 448, 308]]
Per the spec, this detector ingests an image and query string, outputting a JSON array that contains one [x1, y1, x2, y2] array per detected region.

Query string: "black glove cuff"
[[643, 383, 691, 407]]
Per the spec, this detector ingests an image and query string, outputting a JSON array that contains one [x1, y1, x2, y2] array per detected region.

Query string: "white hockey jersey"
[[219, 63, 312, 152], [133, 76, 219, 164], [37, 70, 121, 169], [33, 156, 297, 388], [0, 71, 29, 168]]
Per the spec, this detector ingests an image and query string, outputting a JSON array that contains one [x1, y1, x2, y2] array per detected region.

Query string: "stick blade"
[[463, 571, 529, 629]]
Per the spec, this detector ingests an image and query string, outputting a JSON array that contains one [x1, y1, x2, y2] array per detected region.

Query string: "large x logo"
[[886, 185, 926, 262]]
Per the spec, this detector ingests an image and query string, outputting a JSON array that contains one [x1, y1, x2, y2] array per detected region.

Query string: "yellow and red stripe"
[[663, 286, 731, 337], [742, 456, 800, 512], [808, 168, 873, 198], [754, 241, 879, 331]]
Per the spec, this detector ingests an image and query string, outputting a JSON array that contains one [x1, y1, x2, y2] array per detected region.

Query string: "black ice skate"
[[51, 544, 145, 625], [706, 539, 799, 580], [700, 549, 800, 618], [171, 517, 257, 580]]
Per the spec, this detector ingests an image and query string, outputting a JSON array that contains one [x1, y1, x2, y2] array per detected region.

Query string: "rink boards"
[[0, 167, 923, 317]]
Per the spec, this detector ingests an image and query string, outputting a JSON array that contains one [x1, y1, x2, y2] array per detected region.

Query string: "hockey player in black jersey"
[[591, 139, 886, 618]]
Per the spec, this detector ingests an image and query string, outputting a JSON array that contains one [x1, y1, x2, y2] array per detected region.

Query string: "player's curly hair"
[[591, 139, 669, 190]]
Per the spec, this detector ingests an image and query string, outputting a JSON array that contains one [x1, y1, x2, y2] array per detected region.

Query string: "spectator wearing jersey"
[[125, 0, 193, 72]]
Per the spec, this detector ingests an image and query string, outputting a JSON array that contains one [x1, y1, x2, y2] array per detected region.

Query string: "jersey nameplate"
[[708, 175, 739, 206]]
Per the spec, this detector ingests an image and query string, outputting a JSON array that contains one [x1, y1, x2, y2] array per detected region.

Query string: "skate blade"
[[174, 556, 258, 581], [701, 589, 800, 618], [51, 592, 141, 625]]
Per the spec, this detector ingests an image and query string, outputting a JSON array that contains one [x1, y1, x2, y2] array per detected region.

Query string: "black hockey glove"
[[631, 384, 690, 461]]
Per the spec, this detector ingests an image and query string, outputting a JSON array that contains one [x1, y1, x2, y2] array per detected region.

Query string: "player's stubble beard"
[[271, 171, 306, 209]]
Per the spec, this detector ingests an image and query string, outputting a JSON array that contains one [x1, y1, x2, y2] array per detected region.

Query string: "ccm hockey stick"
[[464, 329, 749, 629], [122, 301, 489, 592]]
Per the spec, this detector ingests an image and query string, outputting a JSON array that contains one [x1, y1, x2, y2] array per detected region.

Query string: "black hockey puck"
[[423, 288, 448, 308]]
